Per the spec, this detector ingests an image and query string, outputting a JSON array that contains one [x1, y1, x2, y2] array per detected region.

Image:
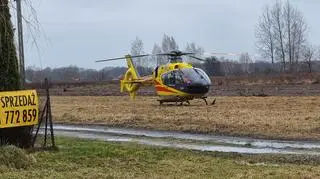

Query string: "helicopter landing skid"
[[201, 97, 208, 105], [157, 96, 192, 106], [157, 96, 215, 106], [200, 97, 216, 105], [176, 100, 190, 106], [158, 100, 191, 106]]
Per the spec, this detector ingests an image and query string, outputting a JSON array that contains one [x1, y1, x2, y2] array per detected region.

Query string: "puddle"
[[38, 124, 320, 155]]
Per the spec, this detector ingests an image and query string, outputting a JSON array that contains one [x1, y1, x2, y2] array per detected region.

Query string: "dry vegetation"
[[50, 96, 320, 140]]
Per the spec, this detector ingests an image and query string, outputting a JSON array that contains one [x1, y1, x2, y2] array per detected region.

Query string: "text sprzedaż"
[[0, 93, 36, 108]]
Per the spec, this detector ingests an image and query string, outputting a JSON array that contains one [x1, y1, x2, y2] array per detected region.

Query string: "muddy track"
[[40, 124, 320, 155]]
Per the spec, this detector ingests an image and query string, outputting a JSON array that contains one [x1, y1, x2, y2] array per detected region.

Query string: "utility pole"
[[16, 0, 25, 87]]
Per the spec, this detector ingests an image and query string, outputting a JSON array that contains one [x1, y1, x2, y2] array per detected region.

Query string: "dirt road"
[[42, 124, 320, 155]]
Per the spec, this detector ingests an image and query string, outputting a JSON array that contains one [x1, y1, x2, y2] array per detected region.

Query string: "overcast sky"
[[17, 0, 320, 69]]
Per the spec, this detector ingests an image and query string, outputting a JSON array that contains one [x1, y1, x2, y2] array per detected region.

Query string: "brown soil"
[[51, 96, 320, 141]]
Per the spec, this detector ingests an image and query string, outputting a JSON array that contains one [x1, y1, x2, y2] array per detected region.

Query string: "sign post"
[[32, 78, 56, 148]]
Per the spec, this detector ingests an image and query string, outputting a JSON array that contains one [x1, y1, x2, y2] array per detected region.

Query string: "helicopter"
[[95, 50, 216, 105]]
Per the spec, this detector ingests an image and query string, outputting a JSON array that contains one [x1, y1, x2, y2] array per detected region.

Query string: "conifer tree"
[[0, 0, 32, 148], [0, 0, 21, 90]]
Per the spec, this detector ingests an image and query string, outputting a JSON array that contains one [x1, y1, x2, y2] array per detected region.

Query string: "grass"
[[0, 145, 36, 170], [1, 137, 320, 178], [51, 96, 320, 140]]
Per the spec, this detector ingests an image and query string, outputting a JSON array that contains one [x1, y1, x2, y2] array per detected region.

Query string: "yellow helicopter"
[[96, 50, 215, 105]]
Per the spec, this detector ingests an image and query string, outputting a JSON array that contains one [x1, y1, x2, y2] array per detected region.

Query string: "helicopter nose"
[[185, 84, 210, 94]]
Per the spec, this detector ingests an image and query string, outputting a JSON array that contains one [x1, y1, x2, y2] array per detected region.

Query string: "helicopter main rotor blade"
[[187, 55, 206, 62], [180, 52, 197, 56], [210, 52, 242, 56], [95, 51, 200, 63], [95, 57, 127, 62], [95, 54, 150, 62], [154, 52, 196, 56]]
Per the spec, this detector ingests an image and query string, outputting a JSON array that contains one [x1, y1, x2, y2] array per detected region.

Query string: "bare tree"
[[130, 36, 146, 67], [272, 1, 286, 71], [220, 58, 236, 77], [292, 10, 307, 71], [184, 42, 204, 63], [256, 0, 308, 72], [284, 0, 307, 71], [151, 43, 165, 65], [130, 36, 144, 56], [256, 5, 275, 64], [284, 0, 293, 69], [161, 34, 179, 53], [239, 53, 252, 74], [302, 44, 316, 73]]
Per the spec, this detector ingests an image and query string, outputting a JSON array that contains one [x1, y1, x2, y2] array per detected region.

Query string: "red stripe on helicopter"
[[156, 86, 175, 93]]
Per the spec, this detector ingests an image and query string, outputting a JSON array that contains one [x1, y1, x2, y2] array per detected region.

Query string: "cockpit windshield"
[[180, 68, 211, 85], [162, 68, 211, 86]]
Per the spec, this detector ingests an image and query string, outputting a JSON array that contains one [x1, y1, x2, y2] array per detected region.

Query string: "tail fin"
[[120, 55, 141, 98]]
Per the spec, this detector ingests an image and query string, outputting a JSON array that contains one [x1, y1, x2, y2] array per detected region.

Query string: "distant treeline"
[[25, 57, 320, 83]]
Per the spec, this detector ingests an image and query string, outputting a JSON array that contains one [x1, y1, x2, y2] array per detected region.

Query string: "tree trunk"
[[308, 60, 312, 73], [286, 1, 293, 72]]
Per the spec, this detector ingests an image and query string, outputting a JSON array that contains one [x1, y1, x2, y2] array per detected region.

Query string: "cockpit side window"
[[175, 71, 184, 84], [162, 70, 184, 86]]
